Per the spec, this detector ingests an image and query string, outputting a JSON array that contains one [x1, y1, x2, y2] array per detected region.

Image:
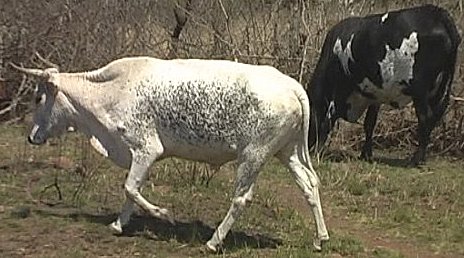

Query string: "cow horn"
[[35, 51, 59, 69], [9, 62, 47, 78]]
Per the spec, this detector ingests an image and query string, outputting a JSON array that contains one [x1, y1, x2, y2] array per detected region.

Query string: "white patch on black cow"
[[345, 32, 419, 122], [381, 13, 389, 23], [333, 34, 355, 75], [379, 32, 419, 86]]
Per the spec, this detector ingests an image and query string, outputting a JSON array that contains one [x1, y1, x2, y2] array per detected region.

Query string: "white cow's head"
[[11, 64, 74, 145]]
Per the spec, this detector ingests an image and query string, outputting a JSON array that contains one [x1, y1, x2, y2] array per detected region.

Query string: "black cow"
[[308, 4, 461, 165]]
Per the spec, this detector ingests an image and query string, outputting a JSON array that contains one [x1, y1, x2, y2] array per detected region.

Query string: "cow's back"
[[116, 58, 304, 164]]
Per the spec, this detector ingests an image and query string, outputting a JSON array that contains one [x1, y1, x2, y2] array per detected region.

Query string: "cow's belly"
[[345, 78, 413, 122], [358, 77, 412, 107], [161, 140, 237, 165]]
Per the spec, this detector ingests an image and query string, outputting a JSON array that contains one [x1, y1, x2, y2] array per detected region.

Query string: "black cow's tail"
[[437, 6, 461, 51], [431, 6, 461, 119], [437, 5, 461, 74]]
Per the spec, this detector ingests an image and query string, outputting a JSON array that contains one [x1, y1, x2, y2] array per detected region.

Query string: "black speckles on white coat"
[[125, 77, 277, 154]]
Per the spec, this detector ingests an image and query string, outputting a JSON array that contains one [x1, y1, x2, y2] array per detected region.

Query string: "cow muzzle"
[[27, 135, 46, 145], [28, 125, 47, 145]]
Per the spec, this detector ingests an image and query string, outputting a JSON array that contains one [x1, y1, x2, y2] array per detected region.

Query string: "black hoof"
[[359, 151, 373, 162]]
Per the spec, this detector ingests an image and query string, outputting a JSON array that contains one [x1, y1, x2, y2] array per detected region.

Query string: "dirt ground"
[[0, 124, 463, 257]]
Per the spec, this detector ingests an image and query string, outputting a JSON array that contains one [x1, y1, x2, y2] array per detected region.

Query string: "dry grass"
[[1, 0, 463, 155]]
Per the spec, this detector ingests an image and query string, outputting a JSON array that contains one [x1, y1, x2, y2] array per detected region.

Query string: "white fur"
[[379, 32, 419, 87], [381, 13, 389, 23], [333, 34, 355, 75], [90, 136, 108, 157]]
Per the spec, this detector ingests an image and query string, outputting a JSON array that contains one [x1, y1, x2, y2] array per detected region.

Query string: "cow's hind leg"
[[110, 148, 173, 234], [206, 150, 264, 252], [411, 99, 433, 166], [411, 86, 449, 166], [410, 68, 452, 166], [278, 144, 329, 250], [360, 104, 380, 161]]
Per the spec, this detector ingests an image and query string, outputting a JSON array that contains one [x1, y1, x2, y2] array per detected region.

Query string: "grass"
[[1, 123, 463, 257]]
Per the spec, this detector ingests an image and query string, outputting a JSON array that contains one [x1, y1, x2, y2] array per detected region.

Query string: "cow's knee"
[[233, 196, 251, 208], [124, 182, 140, 201]]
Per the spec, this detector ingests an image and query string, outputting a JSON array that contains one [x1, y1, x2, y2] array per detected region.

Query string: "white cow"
[[12, 57, 329, 251]]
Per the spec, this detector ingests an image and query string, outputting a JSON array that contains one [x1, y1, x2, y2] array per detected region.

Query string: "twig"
[[170, 0, 194, 58], [39, 174, 63, 206], [218, 0, 240, 61], [452, 96, 464, 102], [298, 0, 310, 84], [35, 51, 59, 69], [0, 72, 31, 117]]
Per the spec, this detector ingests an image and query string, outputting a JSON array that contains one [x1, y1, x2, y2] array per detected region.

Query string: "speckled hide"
[[127, 74, 281, 165], [18, 56, 329, 252]]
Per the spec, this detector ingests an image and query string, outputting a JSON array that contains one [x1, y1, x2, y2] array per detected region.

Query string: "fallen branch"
[[452, 96, 464, 102], [39, 176, 63, 206]]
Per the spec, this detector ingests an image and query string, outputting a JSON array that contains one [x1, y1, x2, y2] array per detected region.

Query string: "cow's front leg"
[[110, 151, 174, 234], [125, 158, 174, 222], [360, 104, 380, 161]]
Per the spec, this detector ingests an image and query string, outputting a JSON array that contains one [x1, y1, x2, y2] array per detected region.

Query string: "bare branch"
[[452, 96, 464, 102], [35, 51, 59, 69]]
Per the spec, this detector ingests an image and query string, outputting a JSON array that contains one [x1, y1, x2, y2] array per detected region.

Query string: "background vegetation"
[[1, 0, 463, 155], [0, 0, 463, 257]]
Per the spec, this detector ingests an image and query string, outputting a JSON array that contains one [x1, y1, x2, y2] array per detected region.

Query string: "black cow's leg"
[[412, 85, 450, 166], [360, 104, 380, 161], [411, 99, 435, 166]]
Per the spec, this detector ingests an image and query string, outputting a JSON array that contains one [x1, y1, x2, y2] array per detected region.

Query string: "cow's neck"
[[57, 73, 115, 135], [58, 73, 111, 110]]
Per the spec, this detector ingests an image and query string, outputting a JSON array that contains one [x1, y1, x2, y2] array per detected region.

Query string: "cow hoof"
[[409, 155, 426, 167], [205, 241, 221, 253], [313, 235, 329, 251], [409, 149, 427, 167], [160, 208, 176, 225], [149, 207, 176, 225], [109, 221, 123, 235], [359, 153, 373, 162], [360, 150, 373, 162], [408, 159, 425, 167]]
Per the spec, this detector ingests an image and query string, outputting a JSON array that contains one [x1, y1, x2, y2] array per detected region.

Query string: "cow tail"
[[295, 87, 320, 183], [434, 7, 461, 117], [437, 6, 461, 51]]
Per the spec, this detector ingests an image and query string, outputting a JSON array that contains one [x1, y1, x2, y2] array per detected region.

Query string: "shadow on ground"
[[34, 207, 282, 251], [322, 149, 415, 168]]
